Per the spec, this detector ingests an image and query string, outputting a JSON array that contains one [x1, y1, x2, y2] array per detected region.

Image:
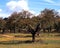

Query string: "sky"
[[0, 0, 60, 18]]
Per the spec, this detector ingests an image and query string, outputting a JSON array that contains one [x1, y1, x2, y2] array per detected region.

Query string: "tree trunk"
[[2, 28, 5, 34], [32, 33, 35, 42], [43, 28, 45, 32]]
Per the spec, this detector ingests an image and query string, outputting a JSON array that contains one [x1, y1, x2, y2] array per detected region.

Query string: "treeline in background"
[[0, 8, 60, 34]]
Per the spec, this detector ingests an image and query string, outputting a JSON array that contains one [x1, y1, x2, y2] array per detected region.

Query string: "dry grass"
[[0, 43, 60, 48], [0, 33, 60, 48]]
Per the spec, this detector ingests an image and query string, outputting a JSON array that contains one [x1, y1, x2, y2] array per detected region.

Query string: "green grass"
[[0, 33, 60, 48], [0, 43, 60, 48]]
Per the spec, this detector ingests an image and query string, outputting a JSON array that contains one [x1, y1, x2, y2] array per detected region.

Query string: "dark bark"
[[2, 28, 5, 34], [27, 23, 40, 42], [32, 33, 35, 42]]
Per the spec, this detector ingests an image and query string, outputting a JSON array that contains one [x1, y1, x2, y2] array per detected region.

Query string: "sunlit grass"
[[0, 33, 60, 48]]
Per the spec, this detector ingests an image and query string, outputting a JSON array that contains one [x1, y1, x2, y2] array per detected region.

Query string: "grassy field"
[[0, 33, 60, 48]]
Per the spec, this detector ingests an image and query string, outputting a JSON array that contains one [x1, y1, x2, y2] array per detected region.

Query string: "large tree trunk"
[[32, 33, 35, 42]]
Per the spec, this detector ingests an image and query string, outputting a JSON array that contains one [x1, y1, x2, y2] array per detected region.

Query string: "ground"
[[0, 33, 60, 48]]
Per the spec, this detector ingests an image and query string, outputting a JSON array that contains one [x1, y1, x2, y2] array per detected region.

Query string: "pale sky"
[[0, 0, 60, 18]]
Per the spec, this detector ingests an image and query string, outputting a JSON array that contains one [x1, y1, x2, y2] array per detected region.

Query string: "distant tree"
[[6, 10, 33, 33], [18, 10, 33, 18], [39, 8, 58, 32], [0, 18, 6, 33], [6, 12, 18, 33]]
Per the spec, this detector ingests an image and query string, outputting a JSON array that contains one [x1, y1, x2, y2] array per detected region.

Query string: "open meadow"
[[0, 33, 60, 48]]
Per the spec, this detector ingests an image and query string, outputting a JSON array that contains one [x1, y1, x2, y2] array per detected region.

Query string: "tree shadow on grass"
[[0, 40, 47, 45], [14, 35, 32, 38], [55, 34, 60, 37], [0, 40, 33, 45]]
